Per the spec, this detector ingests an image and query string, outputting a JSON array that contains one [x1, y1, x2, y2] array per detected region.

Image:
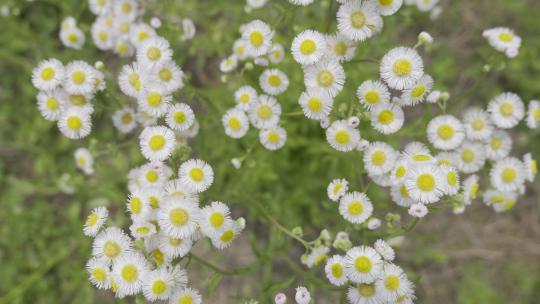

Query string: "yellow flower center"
[[46, 98, 58, 110], [41, 67, 55, 80], [146, 170, 159, 182], [499, 102, 513, 117], [355, 256, 372, 273], [67, 116, 82, 130], [299, 39, 316, 55], [333, 184, 344, 195], [400, 185, 409, 197], [116, 43, 128, 54], [138, 31, 149, 41], [307, 97, 323, 112], [159, 68, 172, 81], [136, 226, 150, 235], [86, 213, 98, 227], [147, 92, 162, 107], [334, 130, 350, 145], [121, 113, 132, 124], [334, 42, 347, 56], [267, 131, 280, 143], [103, 241, 120, 258], [220, 230, 234, 243], [121, 264, 138, 283], [121, 2, 132, 13], [461, 149, 475, 163], [379, 0, 393, 6], [533, 108, 540, 121], [151, 279, 167, 295], [239, 93, 250, 104], [179, 296, 193, 304], [393, 59, 412, 76], [501, 168, 516, 183], [130, 197, 142, 213], [395, 166, 406, 178], [317, 70, 334, 87], [268, 75, 282, 87], [249, 31, 264, 47], [147, 46, 162, 61], [350, 11, 366, 28], [128, 73, 141, 91], [437, 124, 454, 140], [364, 91, 380, 105], [169, 208, 189, 226], [413, 154, 431, 162], [174, 111, 186, 124], [149, 135, 165, 151], [68, 33, 79, 43], [499, 32, 513, 42], [169, 237, 182, 246], [416, 174, 435, 191], [490, 138, 502, 150], [384, 275, 400, 291], [378, 110, 395, 125], [92, 268, 107, 282], [471, 119, 484, 131], [149, 196, 158, 208], [358, 284, 375, 297], [348, 201, 363, 216], [331, 263, 343, 278], [447, 171, 457, 186], [71, 71, 86, 84], [209, 212, 225, 228], [469, 183, 479, 199], [411, 84, 425, 98], [189, 168, 204, 181], [70, 94, 87, 106], [371, 151, 386, 166], [531, 160, 538, 175], [257, 105, 272, 119], [228, 117, 241, 131]]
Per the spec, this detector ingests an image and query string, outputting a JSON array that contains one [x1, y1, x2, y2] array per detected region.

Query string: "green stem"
[[188, 253, 259, 276], [254, 202, 310, 248]]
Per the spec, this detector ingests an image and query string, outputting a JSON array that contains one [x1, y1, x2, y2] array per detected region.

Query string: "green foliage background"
[[0, 0, 539, 303]]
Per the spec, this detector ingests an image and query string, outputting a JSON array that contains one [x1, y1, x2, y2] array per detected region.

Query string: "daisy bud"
[[94, 61, 104, 70], [426, 90, 441, 103], [181, 19, 196, 40], [440, 92, 450, 102], [320, 117, 330, 129], [0, 5, 9, 17], [367, 217, 382, 230], [333, 238, 352, 251], [150, 17, 161, 28], [231, 158, 242, 169], [387, 235, 405, 248], [505, 48, 519, 58], [336, 231, 349, 241], [418, 31, 434, 45], [295, 286, 311, 304], [236, 217, 246, 230], [254, 57, 269, 66], [356, 139, 370, 151], [320, 229, 331, 242], [408, 203, 428, 218], [483, 64, 491, 72], [274, 293, 287, 304], [291, 226, 303, 238], [245, 62, 254, 71], [347, 116, 360, 128], [453, 205, 466, 214]]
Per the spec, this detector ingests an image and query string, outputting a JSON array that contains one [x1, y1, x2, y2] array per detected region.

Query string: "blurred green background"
[[0, 0, 539, 303]]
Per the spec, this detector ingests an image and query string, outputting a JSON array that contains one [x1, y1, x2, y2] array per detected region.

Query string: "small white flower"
[[166, 103, 195, 131], [400, 74, 433, 106], [58, 107, 92, 139], [157, 197, 201, 239], [487, 92, 525, 129], [112, 252, 150, 298], [427, 114, 465, 150], [337, 0, 383, 42], [370, 103, 404, 134], [291, 29, 327, 65], [325, 255, 348, 286], [344, 246, 383, 283], [259, 125, 287, 151], [75, 148, 94, 175], [241, 19, 274, 57], [248, 94, 282, 129], [86, 257, 111, 290], [485, 130, 512, 160], [304, 59, 346, 98], [367, 217, 382, 230], [408, 203, 428, 217], [37, 89, 66, 121], [463, 108, 493, 141], [404, 164, 445, 204], [139, 126, 176, 162], [83, 206, 108, 237], [259, 68, 289, 95], [380, 47, 424, 90], [234, 85, 258, 111], [357, 80, 390, 110], [299, 89, 334, 120], [363, 142, 398, 175], [526, 100, 540, 129], [274, 293, 287, 304], [112, 107, 137, 134], [326, 120, 361, 152], [32, 58, 65, 91], [327, 178, 349, 202], [295, 286, 311, 304], [374, 239, 395, 261], [92, 227, 133, 263], [339, 192, 374, 224], [137, 36, 173, 67], [523, 153, 538, 183], [455, 141, 486, 174], [324, 34, 356, 62], [490, 157, 526, 192], [181, 19, 197, 40], [223, 108, 250, 138], [170, 288, 202, 304], [178, 159, 214, 193], [64, 60, 97, 95]]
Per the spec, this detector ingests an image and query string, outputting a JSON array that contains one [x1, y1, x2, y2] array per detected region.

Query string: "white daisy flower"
[[129, 220, 157, 239], [200, 201, 232, 237], [60, 26, 85, 50], [463, 108, 493, 140], [490, 157, 526, 192], [526, 100, 540, 129], [299, 89, 334, 120], [139, 126, 176, 162], [163, 179, 199, 201], [259, 68, 289, 95], [404, 164, 444, 204], [210, 219, 243, 249], [86, 257, 111, 290], [58, 107, 92, 139], [220, 55, 238, 73], [380, 47, 424, 90], [137, 36, 173, 67], [289, 0, 314, 6], [37, 89, 66, 121], [295, 286, 311, 304], [92, 227, 133, 263], [400, 74, 433, 106], [408, 203, 428, 217], [487, 92, 525, 129], [370, 103, 405, 134], [402, 142, 435, 164], [88, 0, 111, 15], [151, 61, 184, 94], [248, 94, 282, 129], [440, 165, 460, 195], [357, 80, 390, 110], [426, 114, 465, 150], [178, 159, 214, 193], [369, 172, 394, 187], [492, 194, 518, 213], [291, 29, 327, 65], [483, 27, 521, 54], [234, 85, 258, 111], [325, 255, 348, 286], [305, 246, 330, 268], [129, 22, 156, 48], [166, 103, 195, 131], [126, 190, 151, 220], [118, 63, 145, 97], [65, 93, 94, 114], [83, 206, 108, 237], [241, 19, 274, 57], [137, 84, 172, 117], [259, 125, 287, 151], [347, 283, 383, 304], [157, 233, 193, 259], [462, 175, 479, 205], [64, 61, 97, 95], [170, 288, 202, 304], [523, 153, 537, 183], [112, 252, 149, 298], [326, 120, 361, 152], [485, 130, 512, 160], [455, 141, 486, 174], [367, 218, 382, 230], [142, 268, 175, 301], [376, 263, 414, 302], [268, 43, 285, 63], [374, 0, 403, 16], [435, 151, 456, 167], [327, 178, 349, 202], [112, 107, 137, 134], [75, 147, 94, 176], [344, 246, 383, 284], [304, 59, 346, 97], [325, 34, 356, 62], [337, 0, 383, 42], [373, 241, 394, 264], [390, 183, 415, 207], [339, 192, 374, 224], [415, 0, 439, 11], [483, 189, 513, 206], [223, 108, 250, 138], [364, 142, 398, 175], [32, 58, 65, 91], [232, 39, 249, 60], [390, 159, 410, 185], [157, 197, 201, 239], [113, 39, 135, 58], [113, 0, 138, 20]]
